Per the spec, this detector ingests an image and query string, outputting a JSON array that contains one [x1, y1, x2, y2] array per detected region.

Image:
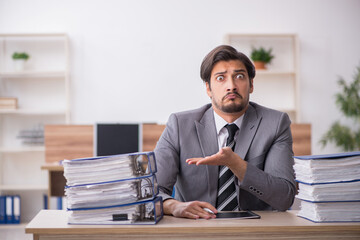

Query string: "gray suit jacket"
[[154, 102, 296, 211]]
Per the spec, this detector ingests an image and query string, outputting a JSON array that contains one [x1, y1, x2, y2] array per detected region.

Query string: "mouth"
[[223, 92, 242, 101]]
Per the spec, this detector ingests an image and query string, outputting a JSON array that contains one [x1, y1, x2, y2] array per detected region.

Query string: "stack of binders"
[[294, 151, 360, 222], [63, 151, 163, 224], [0, 195, 20, 224]]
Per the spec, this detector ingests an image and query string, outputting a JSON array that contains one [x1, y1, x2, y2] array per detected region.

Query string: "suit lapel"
[[195, 107, 219, 205], [195, 107, 218, 158], [234, 104, 262, 160]]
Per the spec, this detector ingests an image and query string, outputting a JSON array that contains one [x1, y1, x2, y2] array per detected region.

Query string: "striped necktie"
[[216, 124, 239, 211]]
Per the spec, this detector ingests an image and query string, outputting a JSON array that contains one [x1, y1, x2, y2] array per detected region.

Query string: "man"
[[154, 45, 296, 219]]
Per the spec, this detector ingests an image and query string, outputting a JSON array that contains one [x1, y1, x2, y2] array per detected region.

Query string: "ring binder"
[[63, 151, 163, 224], [66, 175, 159, 209], [294, 151, 360, 222], [63, 152, 157, 186], [68, 196, 163, 225]]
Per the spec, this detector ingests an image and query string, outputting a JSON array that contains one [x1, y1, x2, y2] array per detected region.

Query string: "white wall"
[[0, 0, 359, 154]]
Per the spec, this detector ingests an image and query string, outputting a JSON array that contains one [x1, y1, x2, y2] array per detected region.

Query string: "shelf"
[[255, 70, 296, 76], [0, 223, 28, 229], [0, 33, 67, 37], [0, 109, 67, 115], [0, 71, 66, 79], [0, 33, 70, 223], [225, 33, 300, 122], [0, 146, 45, 153], [278, 108, 297, 113], [0, 185, 47, 191]]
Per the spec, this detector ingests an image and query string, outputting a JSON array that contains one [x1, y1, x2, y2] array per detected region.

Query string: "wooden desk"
[[25, 210, 360, 240]]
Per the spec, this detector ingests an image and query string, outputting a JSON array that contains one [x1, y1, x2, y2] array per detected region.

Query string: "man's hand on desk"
[[163, 199, 217, 220], [186, 147, 247, 181]]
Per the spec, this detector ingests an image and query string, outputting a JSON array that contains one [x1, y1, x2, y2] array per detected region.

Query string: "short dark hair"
[[200, 45, 255, 86]]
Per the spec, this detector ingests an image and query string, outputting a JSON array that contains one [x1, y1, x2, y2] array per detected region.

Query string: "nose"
[[226, 78, 237, 92]]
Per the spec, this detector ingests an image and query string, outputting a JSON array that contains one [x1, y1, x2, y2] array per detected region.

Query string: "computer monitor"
[[95, 123, 141, 156]]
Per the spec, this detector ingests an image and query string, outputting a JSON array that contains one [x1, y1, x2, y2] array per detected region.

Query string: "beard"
[[212, 92, 249, 113]]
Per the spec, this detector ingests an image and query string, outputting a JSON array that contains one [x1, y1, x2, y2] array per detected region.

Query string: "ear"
[[206, 82, 212, 98], [249, 79, 254, 93]]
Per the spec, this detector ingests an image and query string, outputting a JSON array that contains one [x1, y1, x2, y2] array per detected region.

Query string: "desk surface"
[[26, 210, 360, 240], [41, 163, 64, 171]]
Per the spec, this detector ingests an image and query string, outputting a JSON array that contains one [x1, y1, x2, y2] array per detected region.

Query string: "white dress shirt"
[[213, 111, 244, 186], [213, 111, 244, 150]]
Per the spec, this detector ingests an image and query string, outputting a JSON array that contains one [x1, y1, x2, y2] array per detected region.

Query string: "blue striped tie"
[[216, 124, 239, 211]]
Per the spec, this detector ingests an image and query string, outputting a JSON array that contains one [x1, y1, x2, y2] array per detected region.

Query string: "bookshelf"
[[0, 33, 70, 223], [224, 33, 300, 122]]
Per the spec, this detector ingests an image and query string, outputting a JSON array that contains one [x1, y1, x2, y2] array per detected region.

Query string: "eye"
[[216, 76, 224, 81], [235, 74, 244, 79]]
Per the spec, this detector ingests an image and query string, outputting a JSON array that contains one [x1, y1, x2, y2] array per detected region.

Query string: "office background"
[[0, 1, 359, 239], [1, 0, 359, 154]]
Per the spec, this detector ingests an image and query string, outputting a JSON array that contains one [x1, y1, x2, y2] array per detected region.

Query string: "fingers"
[[191, 202, 217, 219], [173, 201, 217, 220], [186, 153, 221, 166], [186, 148, 236, 166]]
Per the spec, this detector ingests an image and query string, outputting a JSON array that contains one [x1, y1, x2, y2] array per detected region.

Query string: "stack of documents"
[[63, 151, 163, 224], [294, 151, 360, 222]]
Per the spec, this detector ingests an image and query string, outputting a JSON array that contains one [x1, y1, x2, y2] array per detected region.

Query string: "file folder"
[[298, 200, 360, 222], [13, 195, 20, 224], [63, 151, 157, 186], [66, 175, 159, 209], [68, 196, 163, 225], [294, 151, 360, 222], [0, 196, 5, 224], [6, 196, 12, 223], [294, 151, 360, 184], [296, 179, 360, 202]]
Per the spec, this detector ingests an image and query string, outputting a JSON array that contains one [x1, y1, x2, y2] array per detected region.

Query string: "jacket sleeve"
[[239, 112, 297, 211], [154, 113, 180, 201]]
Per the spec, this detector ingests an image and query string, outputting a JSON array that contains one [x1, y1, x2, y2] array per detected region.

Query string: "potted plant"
[[12, 52, 30, 71], [250, 47, 274, 70], [320, 65, 360, 151]]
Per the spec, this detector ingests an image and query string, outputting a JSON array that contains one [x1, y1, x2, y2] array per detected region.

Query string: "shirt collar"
[[213, 110, 244, 135]]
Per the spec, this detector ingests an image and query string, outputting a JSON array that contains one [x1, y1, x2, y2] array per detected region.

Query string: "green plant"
[[320, 65, 360, 151], [12, 52, 30, 60], [250, 47, 274, 64]]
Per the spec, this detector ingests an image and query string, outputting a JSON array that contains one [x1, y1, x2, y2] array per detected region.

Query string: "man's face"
[[206, 60, 253, 115]]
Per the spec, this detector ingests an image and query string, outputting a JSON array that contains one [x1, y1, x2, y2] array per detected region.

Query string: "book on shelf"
[[0, 97, 17, 110], [63, 151, 163, 225], [294, 151, 360, 222]]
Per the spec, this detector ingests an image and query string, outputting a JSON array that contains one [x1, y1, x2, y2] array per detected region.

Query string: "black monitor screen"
[[96, 123, 139, 156]]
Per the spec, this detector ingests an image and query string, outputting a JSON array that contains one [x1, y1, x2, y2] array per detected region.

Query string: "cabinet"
[[0, 33, 70, 222], [224, 34, 300, 122]]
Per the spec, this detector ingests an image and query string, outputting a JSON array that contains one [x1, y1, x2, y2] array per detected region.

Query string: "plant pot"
[[13, 59, 26, 72], [253, 61, 266, 70]]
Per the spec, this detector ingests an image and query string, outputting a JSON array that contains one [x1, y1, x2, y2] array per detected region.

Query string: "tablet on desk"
[[215, 211, 260, 219]]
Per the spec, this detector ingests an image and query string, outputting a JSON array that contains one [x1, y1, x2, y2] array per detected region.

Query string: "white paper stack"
[[65, 175, 159, 209], [63, 151, 163, 224], [294, 151, 360, 222]]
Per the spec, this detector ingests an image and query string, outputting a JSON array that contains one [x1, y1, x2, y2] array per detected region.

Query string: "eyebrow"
[[213, 69, 246, 75]]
